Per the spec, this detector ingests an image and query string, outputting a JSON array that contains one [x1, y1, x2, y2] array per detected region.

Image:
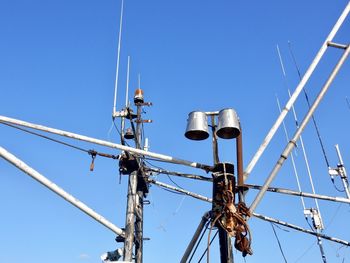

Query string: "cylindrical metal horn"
[[184, 111, 209, 140], [216, 108, 240, 139]]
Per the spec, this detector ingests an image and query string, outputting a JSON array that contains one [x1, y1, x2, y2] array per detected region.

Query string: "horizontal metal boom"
[[0, 115, 211, 171], [0, 146, 125, 236]]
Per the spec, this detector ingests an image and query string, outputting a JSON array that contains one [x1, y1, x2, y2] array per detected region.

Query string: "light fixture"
[[216, 108, 240, 139], [184, 111, 210, 140]]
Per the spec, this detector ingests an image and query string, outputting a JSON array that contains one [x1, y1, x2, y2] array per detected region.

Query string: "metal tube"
[[146, 167, 212, 182], [328, 41, 348, 49], [123, 170, 138, 261], [149, 179, 212, 203], [335, 144, 350, 199], [149, 178, 350, 247], [250, 45, 350, 214], [252, 212, 350, 247], [0, 146, 124, 236], [236, 127, 244, 203], [0, 115, 212, 171], [210, 115, 220, 165], [180, 212, 210, 263], [243, 2, 350, 181], [245, 184, 350, 204], [276, 96, 306, 210]]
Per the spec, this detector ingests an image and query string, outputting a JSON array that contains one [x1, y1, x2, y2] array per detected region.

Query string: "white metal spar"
[[0, 146, 125, 237], [249, 44, 350, 214], [0, 115, 211, 170], [243, 1, 350, 182]]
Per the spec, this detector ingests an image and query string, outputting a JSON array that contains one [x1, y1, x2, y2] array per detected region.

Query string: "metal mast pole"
[[123, 169, 138, 261], [210, 116, 234, 263], [135, 101, 144, 263]]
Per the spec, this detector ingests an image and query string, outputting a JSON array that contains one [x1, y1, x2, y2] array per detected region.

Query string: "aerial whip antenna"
[[277, 45, 327, 262], [120, 56, 130, 145], [113, 0, 125, 117], [288, 41, 331, 169]]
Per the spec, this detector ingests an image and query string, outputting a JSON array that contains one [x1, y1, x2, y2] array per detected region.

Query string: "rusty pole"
[[236, 126, 245, 203]]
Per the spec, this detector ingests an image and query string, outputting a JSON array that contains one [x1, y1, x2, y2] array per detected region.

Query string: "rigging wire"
[[198, 230, 218, 263], [276, 94, 306, 210], [146, 166, 212, 182], [288, 41, 331, 169], [143, 159, 184, 189], [112, 117, 131, 147], [277, 44, 323, 224], [1, 122, 120, 160], [188, 221, 211, 262], [294, 241, 317, 263], [153, 183, 186, 196], [271, 223, 288, 263], [2, 122, 89, 153]]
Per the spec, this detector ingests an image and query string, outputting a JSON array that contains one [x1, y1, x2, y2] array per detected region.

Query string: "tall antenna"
[[125, 56, 131, 107], [121, 56, 131, 145], [277, 44, 327, 262], [113, 0, 125, 117], [276, 95, 306, 210], [288, 41, 331, 169], [138, 73, 141, 88]]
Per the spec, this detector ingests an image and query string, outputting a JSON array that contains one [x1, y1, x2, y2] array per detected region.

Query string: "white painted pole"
[[0, 115, 211, 171], [0, 146, 125, 236], [243, 1, 350, 181]]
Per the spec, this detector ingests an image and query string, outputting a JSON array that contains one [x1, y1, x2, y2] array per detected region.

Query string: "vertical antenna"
[[138, 73, 141, 88], [125, 56, 131, 107], [277, 45, 327, 262], [288, 41, 331, 168], [121, 56, 130, 146], [113, 0, 125, 117], [276, 95, 306, 211], [277, 44, 323, 224]]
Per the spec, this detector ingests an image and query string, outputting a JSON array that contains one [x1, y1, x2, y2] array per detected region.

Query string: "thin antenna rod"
[[277, 46, 323, 222], [243, 2, 350, 181], [120, 56, 130, 145], [125, 56, 130, 107], [250, 44, 350, 214], [288, 41, 331, 168], [113, 0, 125, 116], [138, 73, 141, 88], [276, 95, 306, 210]]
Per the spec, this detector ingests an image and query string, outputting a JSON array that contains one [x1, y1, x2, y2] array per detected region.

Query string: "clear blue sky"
[[1, 0, 350, 262]]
